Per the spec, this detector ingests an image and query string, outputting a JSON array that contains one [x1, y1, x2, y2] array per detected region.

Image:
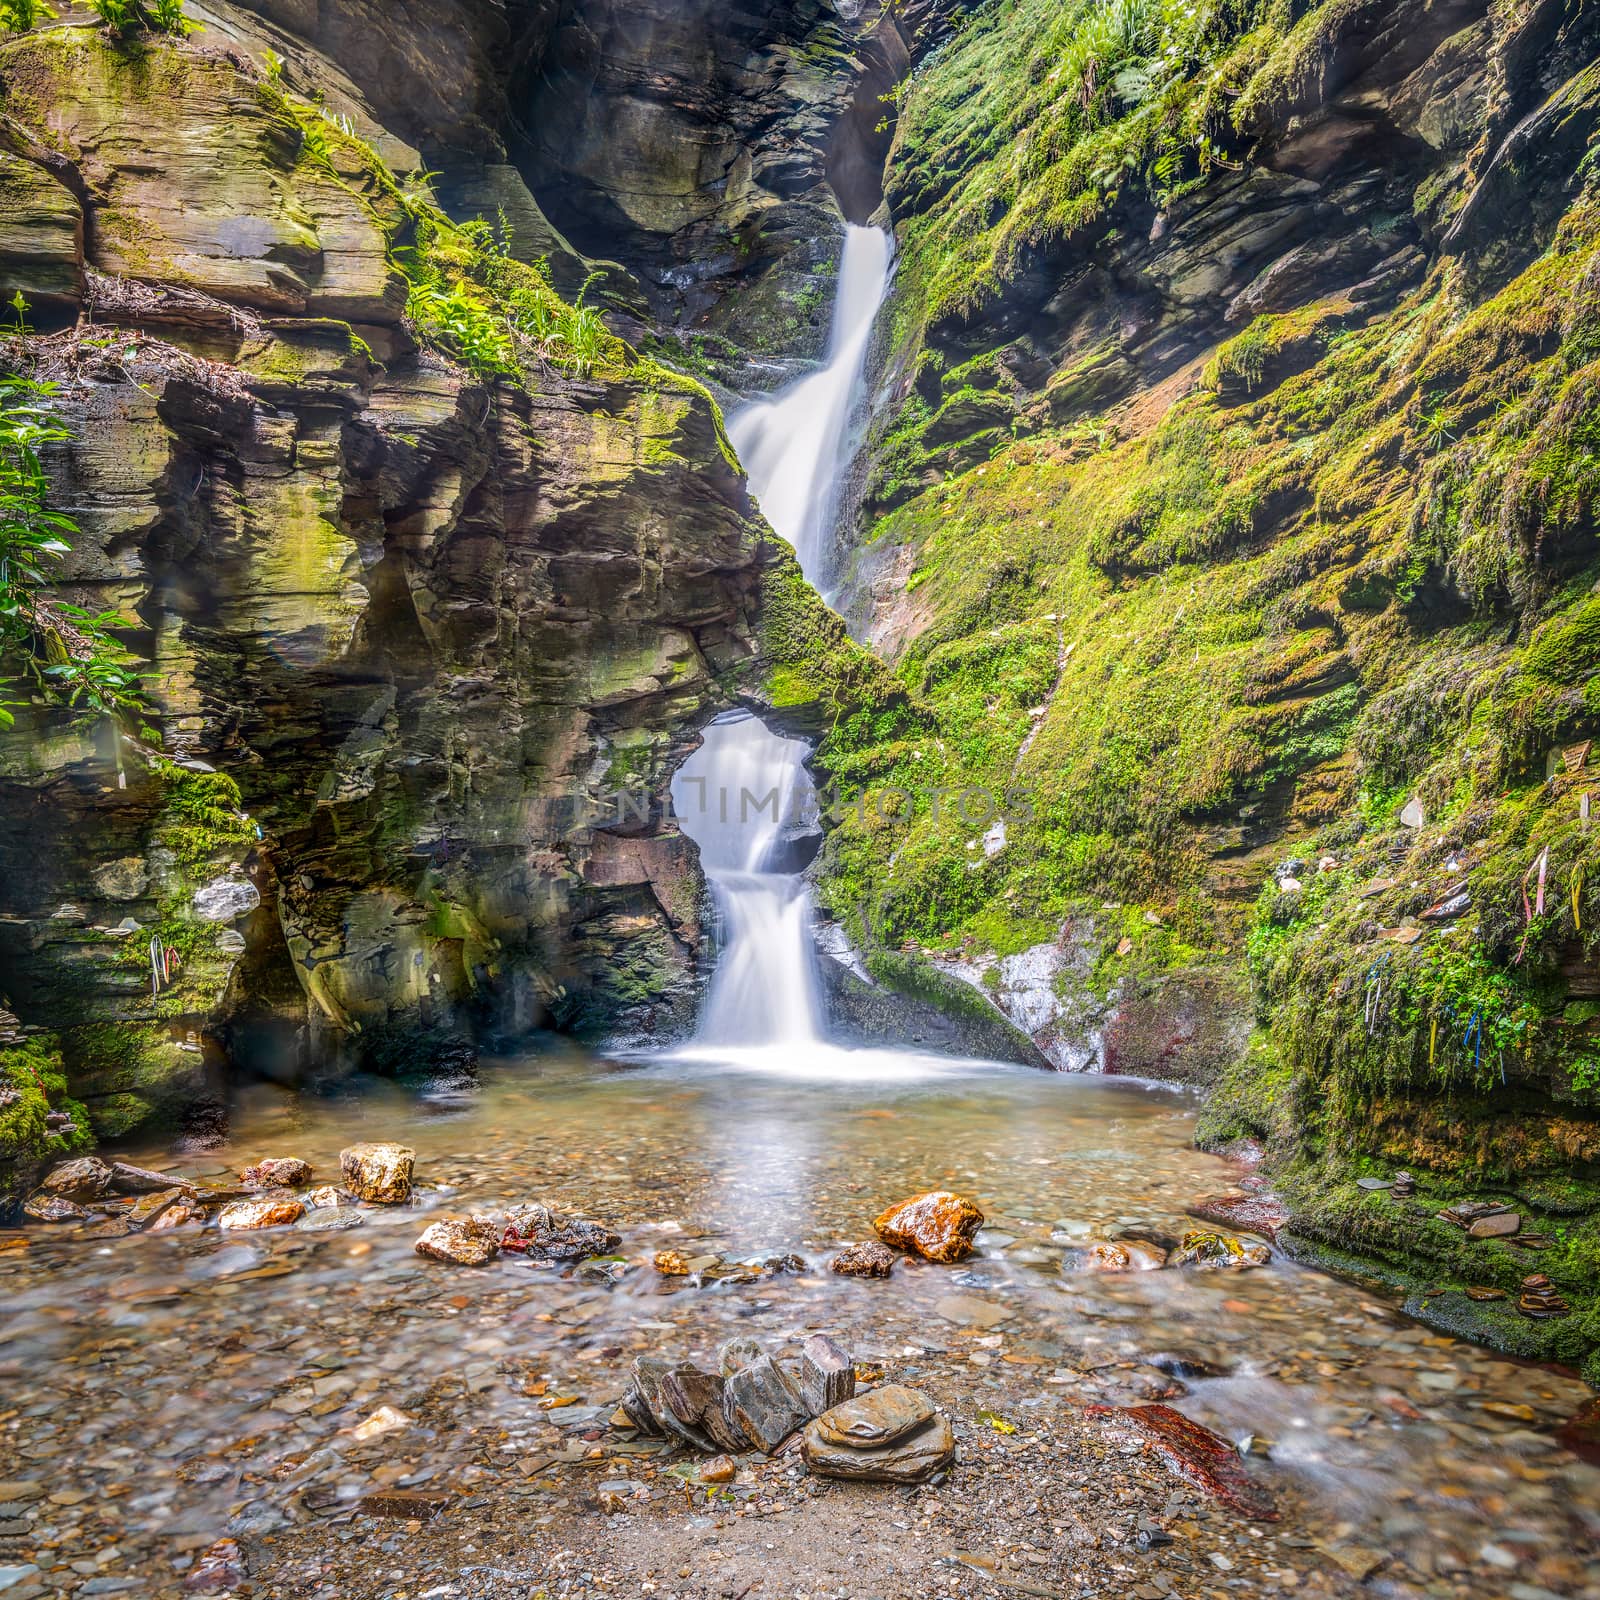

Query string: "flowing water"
[[3, 225, 1599, 1600]]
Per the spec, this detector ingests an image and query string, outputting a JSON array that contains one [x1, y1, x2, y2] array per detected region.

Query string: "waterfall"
[[726, 226, 894, 579], [675, 225, 892, 1057]]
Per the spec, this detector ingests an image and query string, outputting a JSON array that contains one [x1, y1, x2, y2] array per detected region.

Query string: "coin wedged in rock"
[[816, 1384, 934, 1448], [802, 1411, 955, 1483]]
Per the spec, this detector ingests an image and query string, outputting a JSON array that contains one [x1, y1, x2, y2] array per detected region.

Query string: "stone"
[[22, 1193, 84, 1223], [126, 1188, 188, 1229], [241, 1158, 312, 1188], [1061, 1240, 1166, 1272], [831, 1239, 894, 1277], [872, 1190, 985, 1262], [717, 1337, 766, 1378], [350, 1405, 411, 1442], [183, 1539, 246, 1593], [653, 1248, 691, 1274], [414, 1215, 500, 1265], [500, 1202, 618, 1260], [358, 1489, 450, 1519], [700, 1455, 736, 1483], [659, 1366, 745, 1454], [108, 1160, 194, 1195], [816, 1385, 934, 1448], [216, 1197, 306, 1231], [1099, 1404, 1278, 1520], [622, 1357, 674, 1436], [1467, 1211, 1520, 1238], [722, 1356, 808, 1453], [306, 1185, 355, 1208], [934, 1292, 1013, 1326], [297, 1208, 366, 1233], [339, 1142, 415, 1204], [1167, 1229, 1270, 1270], [802, 1411, 956, 1484], [148, 1203, 204, 1232], [38, 1157, 113, 1202], [798, 1334, 855, 1415], [193, 874, 262, 923], [1187, 1190, 1290, 1239]]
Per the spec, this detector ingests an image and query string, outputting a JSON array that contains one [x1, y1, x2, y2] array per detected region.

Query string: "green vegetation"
[[85, 0, 192, 36], [0, 1036, 91, 1196], [0, 0, 54, 29], [0, 376, 147, 729]]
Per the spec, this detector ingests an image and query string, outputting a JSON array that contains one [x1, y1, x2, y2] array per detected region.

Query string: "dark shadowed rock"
[[39, 1157, 112, 1202], [660, 1366, 746, 1454], [501, 1202, 619, 1261], [832, 1239, 895, 1278]]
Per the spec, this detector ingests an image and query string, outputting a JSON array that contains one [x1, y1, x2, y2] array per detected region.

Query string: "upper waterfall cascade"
[[673, 226, 893, 1056]]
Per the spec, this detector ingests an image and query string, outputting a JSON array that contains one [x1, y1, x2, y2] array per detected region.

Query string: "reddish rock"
[[872, 1191, 984, 1263], [216, 1197, 305, 1231], [1558, 1399, 1600, 1465], [241, 1157, 312, 1188], [185, 1538, 246, 1592], [1187, 1190, 1290, 1240], [1093, 1403, 1278, 1520]]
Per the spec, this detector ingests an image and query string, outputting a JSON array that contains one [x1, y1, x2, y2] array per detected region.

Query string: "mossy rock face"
[[0, 1036, 93, 1208]]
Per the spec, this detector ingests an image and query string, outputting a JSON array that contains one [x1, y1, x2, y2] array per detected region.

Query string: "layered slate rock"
[[802, 1387, 955, 1484]]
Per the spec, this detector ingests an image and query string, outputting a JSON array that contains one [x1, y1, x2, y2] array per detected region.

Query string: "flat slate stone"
[[723, 1356, 807, 1453], [1468, 1211, 1520, 1238], [816, 1384, 934, 1448], [798, 1334, 855, 1416], [802, 1412, 955, 1484]]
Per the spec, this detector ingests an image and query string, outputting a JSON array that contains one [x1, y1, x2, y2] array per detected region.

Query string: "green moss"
[[0, 1036, 92, 1200]]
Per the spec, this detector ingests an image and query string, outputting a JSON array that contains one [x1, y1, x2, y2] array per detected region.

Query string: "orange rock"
[[216, 1197, 305, 1231], [872, 1190, 984, 1263]]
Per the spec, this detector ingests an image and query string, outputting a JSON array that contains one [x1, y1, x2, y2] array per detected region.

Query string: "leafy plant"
[[86, 0, 191, 35], [0, 377, 148, 726], [0, 0, 55, 31], [405, 281, 516, 378]]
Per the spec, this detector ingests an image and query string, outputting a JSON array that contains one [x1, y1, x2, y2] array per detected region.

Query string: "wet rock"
[[192, 873, 261, 923], [305, 1185, 355, 1209], [1467, 1210, 1520, 1238], [126, 1188, 188, 1229], [109, 1160, 194, 1196], [339, 1142, 414, 1204], [872, 1190, 985, 1262], [1061, 1240, 1166, 1272], [1391, 1170, 1416, 1197], [414, 1215, 500, 1265], [215, 1197, 306, 1231], [500, 1202, 619, 1261], [831, 1239, 894, 1277], [700, 1455, 736, 1483], [1144, 1351, 1233, 1381], [1187, 1190, 1289, 1240], [240, 1157, 312, 1188], [653, 1248, 692, 1275], [622, 1357, 673, 1436], [1095, 1403, 1278, 1520], [660, 1366, 745, 1454], [39, 1157, 113, 1202], [1517, 1274, 1570, 1319], [148, 1203, 204, 1232], [1168, 1229, 1270, 1270], [723, 1355, 808, 1453], [22, 1193, 85, 1224], [717, 1337, 765, 1378], [184, 1538, 246, 1593], [1108, 1223, 1182, 1252], [798, 1334, 855, 1415], [1557, 1398, 1600, 1465], [815, 1385, 933, 1448], [803, 1410, 955, 1484], [297, 1208, 366, 1234]]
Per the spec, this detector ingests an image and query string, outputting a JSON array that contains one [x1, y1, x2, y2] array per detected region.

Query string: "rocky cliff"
[[793, 0, 1600, 1377]]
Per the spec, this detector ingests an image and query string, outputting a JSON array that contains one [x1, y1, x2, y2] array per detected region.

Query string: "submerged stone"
[[216, 1197, 305, 1230], [1168, 1229, 1269, 1270]]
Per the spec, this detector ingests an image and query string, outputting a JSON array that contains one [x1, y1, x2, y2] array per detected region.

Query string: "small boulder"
[[109, 1160, 195, 1196], [816, 1385, 933, 1448], [414, 1215, 500, 1266], [1062, 1240, 1166, 1272], [241, 1158, 312, 1188], [297, 1208, 366, 1234], [39, 1156, 113, 1202], [216, 1197, 305, 1231], [501, 1202, 618, 1261], [832, 1240, 895, 1278], [23, 1193, 85, 1224], [305, 1185, 355, 1209], [723, 1356, 809, 1453], [803, 1405, 955, 1484], [873, 1190, 984, 1263], [1168, 1229, 1270, 1270], [798, 1334, 855, 1415], [339, 1142, 414, 1204]]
